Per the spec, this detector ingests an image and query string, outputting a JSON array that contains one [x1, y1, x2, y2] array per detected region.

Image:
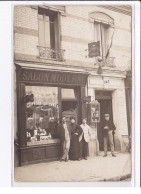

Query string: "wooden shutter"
[[44, 15, 50, 47], [38, 14, 45, 47], [38, 14, 50, 47]]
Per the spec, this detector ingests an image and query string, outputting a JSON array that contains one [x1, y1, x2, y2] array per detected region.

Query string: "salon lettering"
[[18, 69, 87, 86]]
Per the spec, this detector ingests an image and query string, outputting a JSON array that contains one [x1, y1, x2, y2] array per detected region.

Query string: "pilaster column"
[[88, 87, 99, 156]]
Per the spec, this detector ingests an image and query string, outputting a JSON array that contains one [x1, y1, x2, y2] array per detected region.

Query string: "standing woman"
[[69, 117, 83, 160]]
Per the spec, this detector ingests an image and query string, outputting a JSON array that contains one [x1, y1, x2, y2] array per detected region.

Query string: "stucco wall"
[[61, 5, 131, 71], [14, 5, 131, 71], [88, 75, 129, 151]]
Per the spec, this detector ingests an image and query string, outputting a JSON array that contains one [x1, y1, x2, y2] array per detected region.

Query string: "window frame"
[[38, 7, 61, 51]]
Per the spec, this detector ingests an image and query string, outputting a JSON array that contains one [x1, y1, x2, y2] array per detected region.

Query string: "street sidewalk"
[[14, 152, 131, 182]]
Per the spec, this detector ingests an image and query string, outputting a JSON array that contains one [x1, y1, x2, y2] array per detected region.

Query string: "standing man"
[[102, 113, 116, 157], [79, 118, 91, 160], [58, 116, 71, 162]]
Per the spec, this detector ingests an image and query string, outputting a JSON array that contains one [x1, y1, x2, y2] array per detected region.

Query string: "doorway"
[[60, 88, 81, 124], [95, 91, 114, 151]]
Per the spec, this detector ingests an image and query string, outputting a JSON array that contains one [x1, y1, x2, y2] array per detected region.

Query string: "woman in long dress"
[[69, 117, 83, 160]]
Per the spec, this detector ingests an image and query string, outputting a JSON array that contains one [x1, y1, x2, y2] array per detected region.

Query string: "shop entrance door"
[[60, 88, 81, 124], [95, 91, 114, 151]]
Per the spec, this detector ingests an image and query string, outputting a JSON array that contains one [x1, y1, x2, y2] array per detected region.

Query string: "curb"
[[100, 174, 131, 182]]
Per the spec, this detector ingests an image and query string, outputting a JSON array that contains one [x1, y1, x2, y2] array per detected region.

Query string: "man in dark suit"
[[101, 113, 116, 157], [58, 116, 71, 162]]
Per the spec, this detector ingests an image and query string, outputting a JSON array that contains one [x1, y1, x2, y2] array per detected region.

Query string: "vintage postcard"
[[13, 2, 133, 185]]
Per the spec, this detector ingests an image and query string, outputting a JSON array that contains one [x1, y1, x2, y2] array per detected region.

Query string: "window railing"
[[95, 56, 115, 67], [37, 46, 65, 61]]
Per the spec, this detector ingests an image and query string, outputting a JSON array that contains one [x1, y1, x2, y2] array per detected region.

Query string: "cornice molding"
[[96, 5, 132, 16]]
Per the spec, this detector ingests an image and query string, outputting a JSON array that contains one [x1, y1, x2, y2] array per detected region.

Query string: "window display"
[[25, 86, 60, 146]]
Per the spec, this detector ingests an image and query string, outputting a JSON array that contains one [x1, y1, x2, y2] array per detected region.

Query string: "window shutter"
[[44, 15, 50, 47], [38, 15, 45, 47]]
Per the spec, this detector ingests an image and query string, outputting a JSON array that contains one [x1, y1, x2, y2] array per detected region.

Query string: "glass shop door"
[[61, 88, 78, 124]]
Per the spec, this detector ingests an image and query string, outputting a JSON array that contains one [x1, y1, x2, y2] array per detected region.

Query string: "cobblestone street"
[[14, 152, 131, 182]]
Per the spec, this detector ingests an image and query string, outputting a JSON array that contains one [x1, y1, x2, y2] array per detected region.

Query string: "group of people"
[[58, 116, 91, 162], [58, 113, 116, 162]]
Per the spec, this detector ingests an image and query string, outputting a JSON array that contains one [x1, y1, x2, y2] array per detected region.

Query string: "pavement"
[[14, 152, 131, 182]]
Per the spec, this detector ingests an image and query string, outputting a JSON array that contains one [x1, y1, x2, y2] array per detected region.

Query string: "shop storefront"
[[15, 64, 89, 166]]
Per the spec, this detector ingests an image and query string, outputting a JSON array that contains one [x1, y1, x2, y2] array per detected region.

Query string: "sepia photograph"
[[13, 2, 132, 183]]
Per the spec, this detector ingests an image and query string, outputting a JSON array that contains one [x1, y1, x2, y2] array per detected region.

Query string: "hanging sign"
[[88, 41, 100, 58]]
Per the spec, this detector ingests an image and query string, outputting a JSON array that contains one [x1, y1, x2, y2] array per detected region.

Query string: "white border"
[[134, 1, 140, 187], [0, 1, 140, 188]]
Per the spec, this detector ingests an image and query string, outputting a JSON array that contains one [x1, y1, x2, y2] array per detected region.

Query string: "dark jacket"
[[101, 119, 116, 136], [69, 123, 83, 138], [58, 122, 71, 143], [47, 121, 59, 138]]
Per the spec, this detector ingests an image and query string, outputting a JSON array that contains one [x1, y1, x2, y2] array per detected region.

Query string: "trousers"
[[80, 136, 88, 158], [61, 138, 70, 160], [103, 131, 114, 154]]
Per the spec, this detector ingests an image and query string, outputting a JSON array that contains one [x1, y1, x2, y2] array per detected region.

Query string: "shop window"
[[25, 86, 60, 146]]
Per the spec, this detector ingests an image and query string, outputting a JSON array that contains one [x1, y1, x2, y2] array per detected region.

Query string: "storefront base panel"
[[19, 143, 62, 166], [119, 135, 130, 152], [88, 139, 99, 157], [114, 135, 130, 152], [114, 135, 121, 151]]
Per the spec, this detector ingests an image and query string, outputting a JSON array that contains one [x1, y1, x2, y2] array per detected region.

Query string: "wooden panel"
[[20, 144, 62, 165], [21, 147, 46, 162], [46, 145, 61, 158], [17, 83, 27, 147], [28, 147, 46, 161], [21, 149, 29, 163]]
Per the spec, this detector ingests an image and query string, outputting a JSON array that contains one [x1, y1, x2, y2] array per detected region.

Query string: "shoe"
[[84, 157, 87, 160], [103, 154, 107, 157], [112, 154, 116, 157], [78, 158, 82, 161]]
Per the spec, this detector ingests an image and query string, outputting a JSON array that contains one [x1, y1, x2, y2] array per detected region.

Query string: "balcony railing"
[[37, 46, 65, 62], [95, 56, 115, 67]]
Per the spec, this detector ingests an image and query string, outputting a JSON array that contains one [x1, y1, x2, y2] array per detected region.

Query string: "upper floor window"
[[38, 8, 57, 49], [89, 12, 114, 59], [38, 7, 64, 61]]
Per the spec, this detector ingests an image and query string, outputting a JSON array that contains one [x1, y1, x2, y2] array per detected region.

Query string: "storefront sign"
[[91, 100, 100, 123], [17, 67, 88, 86]]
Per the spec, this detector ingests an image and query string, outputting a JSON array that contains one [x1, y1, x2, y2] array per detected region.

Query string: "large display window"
[[25, 86, 60, 146]]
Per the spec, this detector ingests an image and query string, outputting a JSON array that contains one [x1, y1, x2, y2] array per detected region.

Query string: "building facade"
[[14, 4, 131, 166]]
